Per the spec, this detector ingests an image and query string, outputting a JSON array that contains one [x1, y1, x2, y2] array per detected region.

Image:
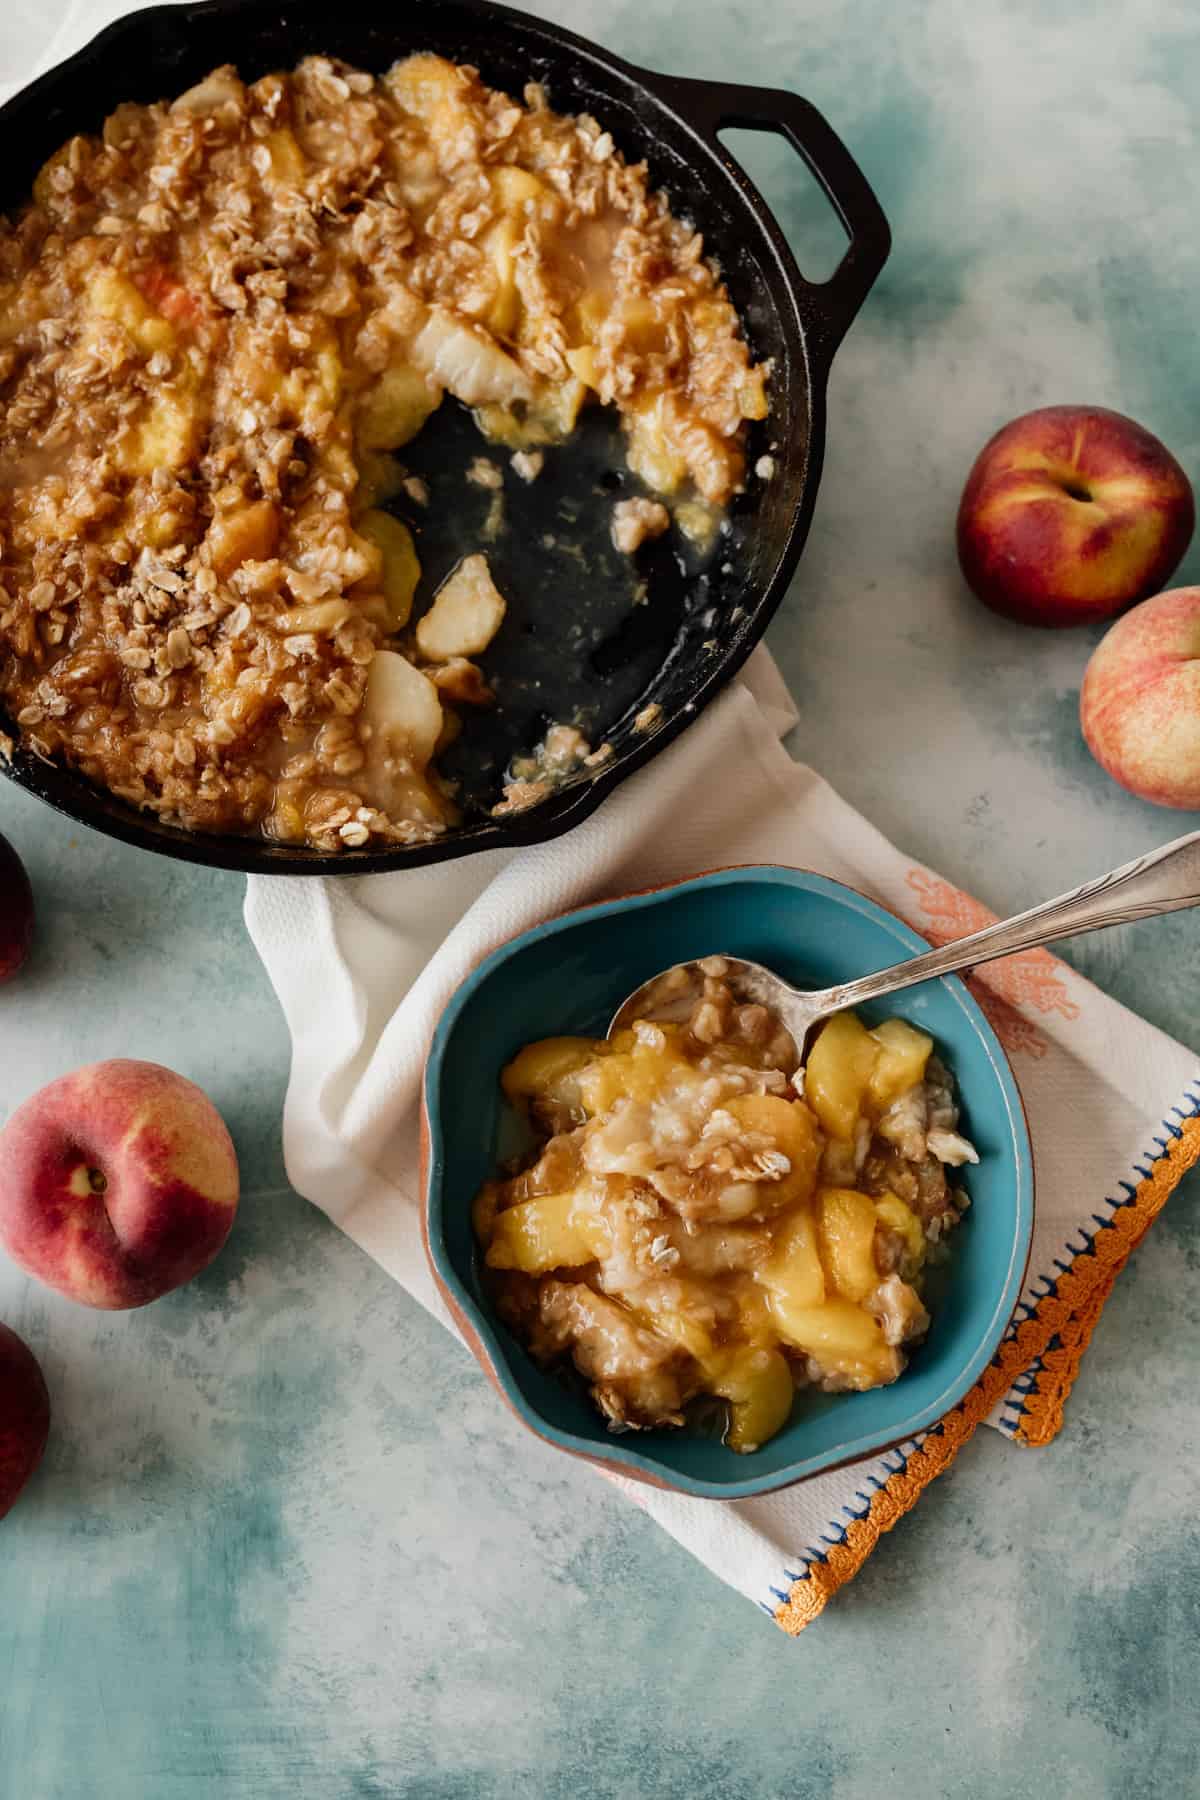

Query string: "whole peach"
[[0, 831, 35, 984], [957, 405, 1194, 626], [1080, 586, 1200, 808], [0, 1322, 50, 1519], [0, 1060, 239, 1309]]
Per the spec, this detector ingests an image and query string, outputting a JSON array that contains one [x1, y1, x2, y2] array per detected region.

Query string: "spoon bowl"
[[610, 829, 1200, 1049]]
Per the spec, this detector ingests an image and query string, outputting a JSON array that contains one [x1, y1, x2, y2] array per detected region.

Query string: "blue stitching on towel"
[[1094, 1081, 1200, 1227]]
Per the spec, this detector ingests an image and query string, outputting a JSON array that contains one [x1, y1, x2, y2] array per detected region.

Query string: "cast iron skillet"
[[0, 0, 889, 873]]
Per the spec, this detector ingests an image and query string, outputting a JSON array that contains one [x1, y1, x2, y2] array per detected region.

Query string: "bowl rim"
[[0, 0, 885, 874], [421, 863, 1036, 1500]]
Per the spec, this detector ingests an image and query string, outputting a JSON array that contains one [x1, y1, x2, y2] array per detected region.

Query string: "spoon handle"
[[812, 829, 1200, 1016]]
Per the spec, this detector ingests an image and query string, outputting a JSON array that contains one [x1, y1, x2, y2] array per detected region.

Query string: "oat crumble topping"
[[476, 975, 973, 1451], [610, 495, 670, 555]]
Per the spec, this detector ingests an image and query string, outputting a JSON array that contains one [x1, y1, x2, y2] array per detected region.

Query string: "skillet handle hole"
[[719, 127, 849, 285]]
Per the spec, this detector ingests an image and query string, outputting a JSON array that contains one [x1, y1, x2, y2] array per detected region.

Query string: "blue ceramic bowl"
[[422, 867, 1034, 1499]]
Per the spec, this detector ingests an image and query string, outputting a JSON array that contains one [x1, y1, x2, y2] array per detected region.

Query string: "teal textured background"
[[2, 0, 1200, 1793]]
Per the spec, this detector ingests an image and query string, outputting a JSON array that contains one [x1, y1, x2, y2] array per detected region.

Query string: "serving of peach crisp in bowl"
[[0, 0, 890, 872], [423, 867, 1033, 1499]]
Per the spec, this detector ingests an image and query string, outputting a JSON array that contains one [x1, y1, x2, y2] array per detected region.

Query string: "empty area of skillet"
[[386, 399, 758, 815]]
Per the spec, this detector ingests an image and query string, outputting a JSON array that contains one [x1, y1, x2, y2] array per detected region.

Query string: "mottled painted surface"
[[2, 0, 1200, 1793]]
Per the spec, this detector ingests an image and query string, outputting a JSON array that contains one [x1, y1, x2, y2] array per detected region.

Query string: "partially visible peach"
[[1080, 586, 1200, 808], [0, 831, 35, 984], [957, 406, 1194, 626], [0, 1322, 50, 1519], [0, 1060, 239, 1310]]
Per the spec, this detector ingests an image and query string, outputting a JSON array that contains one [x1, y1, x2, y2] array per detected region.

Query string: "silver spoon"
[[609, 829, 1200, 1052]]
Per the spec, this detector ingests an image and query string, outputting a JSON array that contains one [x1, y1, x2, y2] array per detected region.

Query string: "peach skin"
[[0, 832, 34, 985], [1081, 586, 1200, 808], [0, 1059, 239, 1309], [957, 405, 1193, 626], [0, 1322, 50, 1519]]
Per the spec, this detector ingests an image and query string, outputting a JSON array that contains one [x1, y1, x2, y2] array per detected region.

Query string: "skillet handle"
[[651, 75, 891, 367]]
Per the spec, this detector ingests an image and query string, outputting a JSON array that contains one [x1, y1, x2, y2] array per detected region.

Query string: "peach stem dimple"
[[67, 1162, 108, 1198]]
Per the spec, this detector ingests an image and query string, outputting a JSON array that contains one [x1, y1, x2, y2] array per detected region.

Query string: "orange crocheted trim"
[[1011, 1109, 1200, 1445], [774, 1108, 1200, 1636]]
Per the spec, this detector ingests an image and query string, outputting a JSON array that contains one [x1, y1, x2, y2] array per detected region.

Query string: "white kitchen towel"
[[244, 650, 1200, 1632], [0, 0, 118, 99]]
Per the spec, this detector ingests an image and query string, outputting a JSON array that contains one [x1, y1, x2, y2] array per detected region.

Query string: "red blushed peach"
[[0, 831, 35, 985], [0, 1060, 239, 1310], [957, 405, 1194, 626], [1081, 586, 1200, 808], [0, 1322, 50, 1519]]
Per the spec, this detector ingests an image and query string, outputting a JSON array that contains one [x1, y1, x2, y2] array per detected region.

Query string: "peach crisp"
[[475, 963, 977, 1452]]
